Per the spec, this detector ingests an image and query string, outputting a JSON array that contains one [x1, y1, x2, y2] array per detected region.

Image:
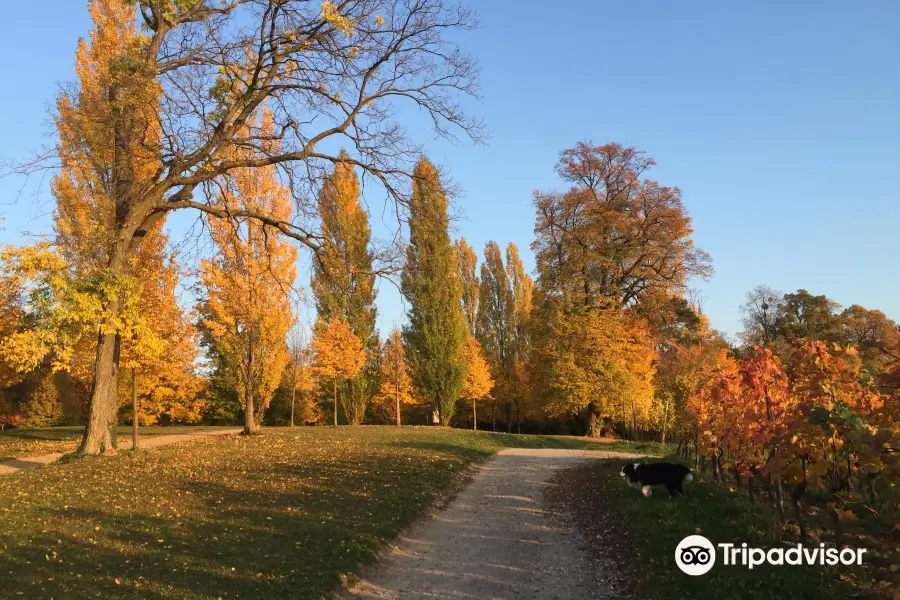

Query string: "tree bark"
[[290, 377, 296, 427], [396, 389, 401, 427], [333, 379, 338, 427], [472, 399, 477, 431], [661, 395, 670, 446], [244, 392, 258, 435], [77, 319, 122, 455], [131, 366, 139, 450], [586, 403, 600, 437]]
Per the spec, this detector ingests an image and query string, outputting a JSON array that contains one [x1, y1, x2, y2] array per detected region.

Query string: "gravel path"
[[0, 428, 242, 475], [347, 448, 639, 600]]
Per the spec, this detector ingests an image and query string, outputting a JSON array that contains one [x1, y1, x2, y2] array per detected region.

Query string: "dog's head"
[[620, 463, 639, 483]]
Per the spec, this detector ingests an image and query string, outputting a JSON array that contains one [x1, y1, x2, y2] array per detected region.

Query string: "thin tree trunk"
[[333, 379, 338, 427], [472, 400, 477, 431], [395, 366, 401, 427], [661, 395, 670, 446], [290, 381, 296, 427], [131, 366, 139, 450], [630, 397, 637, 440]]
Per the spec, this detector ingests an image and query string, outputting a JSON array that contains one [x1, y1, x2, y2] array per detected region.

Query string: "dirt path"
[[0, 428, 242, 475], [347, 448, 639, 600]]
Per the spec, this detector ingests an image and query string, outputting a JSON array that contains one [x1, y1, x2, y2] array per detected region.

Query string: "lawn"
[[0, 426, 648, 599], [546, 459, 873, 600], [0, 426, 231, 459]]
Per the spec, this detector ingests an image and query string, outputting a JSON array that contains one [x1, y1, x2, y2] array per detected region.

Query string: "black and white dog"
[[620, 462, 693, 498]]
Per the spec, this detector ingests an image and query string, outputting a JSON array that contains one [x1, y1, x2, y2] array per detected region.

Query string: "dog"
[[620, 462, 693, 498]]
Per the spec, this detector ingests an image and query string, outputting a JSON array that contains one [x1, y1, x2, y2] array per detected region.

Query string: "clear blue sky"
[[1, 1, 898, 340]]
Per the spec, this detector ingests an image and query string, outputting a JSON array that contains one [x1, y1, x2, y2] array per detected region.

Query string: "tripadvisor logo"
[[675, 535, 867, 576]]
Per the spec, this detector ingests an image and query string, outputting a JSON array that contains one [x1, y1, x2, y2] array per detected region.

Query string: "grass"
[[0, 425, 231, 459], [0, 426, 648, 599], [547, 458, 872, 600]]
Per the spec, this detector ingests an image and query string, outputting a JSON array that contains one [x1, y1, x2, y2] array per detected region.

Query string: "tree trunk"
[[491, 402, 496, 431], [661, 395, 670, 446], [586, 403, 600, 438], [244, 392, 258, 435], [472, 400, 477, 431], [131, 366, 139, 450], [77, 323, 122, 455], [333, 379, 338, 427], [290, 381, 296, 427], [395, 370, 401, 427], [630, 396, 637, 440]]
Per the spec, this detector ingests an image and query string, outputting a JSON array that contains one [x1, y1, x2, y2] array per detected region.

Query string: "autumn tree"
[[532, 304, 655, 437], [476, 241, 515, 429], [455, 238, 479, 336], [311, 155, 378, 424], [0, 0, 201, 442], [402, 157, 467, 425], [460, 335, 493, 430], [198, 118, 298, 435], [505, 243, 533, 431], [27, 0, 480, 454], [532, 142, 711, 310], [312, 318, 366, 426], [372, 328, 416, 426], [776, 289, 843, 343], [840, 305, 900, 381], [286, 329, 317, 427]]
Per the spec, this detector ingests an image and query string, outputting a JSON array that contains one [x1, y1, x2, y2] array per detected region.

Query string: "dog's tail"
[[684, 471, 694, 484]]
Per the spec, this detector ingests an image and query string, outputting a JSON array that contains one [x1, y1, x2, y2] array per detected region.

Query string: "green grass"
[[0, 426, 647, 599], [0, 426, 231, 458], [573, 460, 868, 600]]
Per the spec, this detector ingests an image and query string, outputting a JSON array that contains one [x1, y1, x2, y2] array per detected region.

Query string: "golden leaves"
[[312, 318, 365, 381]]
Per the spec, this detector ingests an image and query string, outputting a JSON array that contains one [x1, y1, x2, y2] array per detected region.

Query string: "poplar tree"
[[402, 158, 466, 425], [476, 241, 515, 430], [311, 154, 378, 424], [455, 238, 480, 337]]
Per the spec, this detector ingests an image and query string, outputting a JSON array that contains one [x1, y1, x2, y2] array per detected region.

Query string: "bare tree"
[[28, 0, 481, 454], [739, 285, 783, 347]]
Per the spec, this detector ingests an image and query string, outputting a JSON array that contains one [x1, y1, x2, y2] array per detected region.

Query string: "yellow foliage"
[[312, 318, 366, 382], [461, 336, 493, 401], [199, 114, 297, 426]]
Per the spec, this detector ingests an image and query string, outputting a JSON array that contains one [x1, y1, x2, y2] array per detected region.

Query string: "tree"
[[532, 142, 711, 310], [198, 117, 298, 435], [312, 318, 366, 426], [505, 243, 533, 431], [33, 0, 479, 454], [776, 289, 843, 343], [532, 304, 655, 437], [286, 329, 316, 427], [739, 285, 784, 348], [456, 238, 479, 336], [476, 241, 515, 430], [840, 305, 900, 380], [402, 157, 467, 426], [311, 155, 378, 424], [372, 328, 416, 426], [460, 335, 493, 430]]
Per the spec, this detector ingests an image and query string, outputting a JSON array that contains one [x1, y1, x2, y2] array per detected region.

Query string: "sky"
[[0, 1, 898, 341]]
